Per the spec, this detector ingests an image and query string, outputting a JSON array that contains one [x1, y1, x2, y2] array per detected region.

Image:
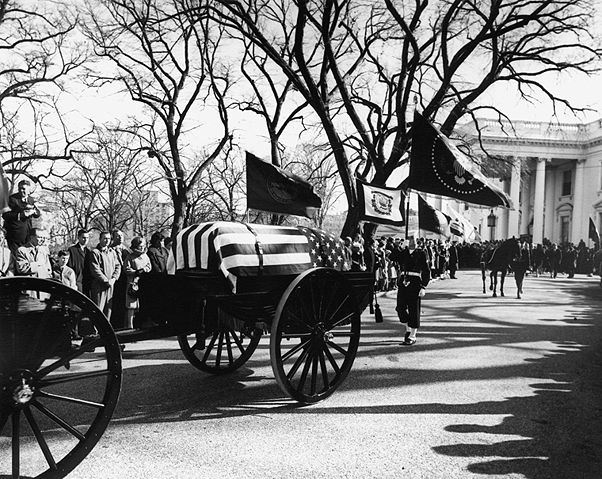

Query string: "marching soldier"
[[390, 237, 431, 346]]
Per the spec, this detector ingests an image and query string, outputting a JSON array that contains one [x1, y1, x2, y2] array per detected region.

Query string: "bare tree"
[[203, 0, 601, 236], [0, 1, 90, 183], [188, 148, 246, 223], [286, 142, 343, 229], [47, 127, 160, 237], [234, 34, 311, 166], [81, 0, 234, 236]]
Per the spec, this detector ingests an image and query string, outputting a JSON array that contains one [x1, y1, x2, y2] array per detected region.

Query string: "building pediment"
[[556, 202, 573, 214]]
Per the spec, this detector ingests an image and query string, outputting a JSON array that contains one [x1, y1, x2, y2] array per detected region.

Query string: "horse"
[[480, 238, 520, 297], [511, 244, 531, 299]]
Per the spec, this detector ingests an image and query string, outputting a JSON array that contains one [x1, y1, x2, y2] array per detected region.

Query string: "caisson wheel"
[[0, 277, 122, 479], [178, 325, 262, 374], [270, 268, 360, 403]]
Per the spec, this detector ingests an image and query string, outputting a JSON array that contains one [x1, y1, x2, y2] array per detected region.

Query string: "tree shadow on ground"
[[4, 277, 600, 479]]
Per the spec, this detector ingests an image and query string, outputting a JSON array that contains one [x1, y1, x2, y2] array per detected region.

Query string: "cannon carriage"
[[0, 222, 374, 478]]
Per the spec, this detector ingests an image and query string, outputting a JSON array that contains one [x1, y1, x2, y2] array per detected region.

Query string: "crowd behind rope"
[[346, 234, 602, 293]]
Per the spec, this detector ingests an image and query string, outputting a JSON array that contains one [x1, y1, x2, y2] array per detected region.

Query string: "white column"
[[571, 159, 586, 244], [519, 170, 531, 236], [508, 157, 521, 238], [532, 158, 547, 244], [544, 168, 555, 242]]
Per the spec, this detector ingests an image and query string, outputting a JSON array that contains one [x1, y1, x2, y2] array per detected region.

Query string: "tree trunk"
[[171, 196, 187, 238], [340, 204, 363, 239]]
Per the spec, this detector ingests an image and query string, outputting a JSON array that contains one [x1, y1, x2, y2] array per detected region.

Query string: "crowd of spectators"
[[346, 233, 602, 293], [0, 181, 171, 334], [344, 235, 461, 293]]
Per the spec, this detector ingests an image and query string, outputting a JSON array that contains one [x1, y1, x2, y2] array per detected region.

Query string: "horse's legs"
[[481, 262, 486, 294], [489, 271, 494, 291], [492, 271, 497, 297], [500, 269, 506, 296]]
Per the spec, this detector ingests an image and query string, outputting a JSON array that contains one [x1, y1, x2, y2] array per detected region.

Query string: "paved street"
[[4, 270, 602, 479]]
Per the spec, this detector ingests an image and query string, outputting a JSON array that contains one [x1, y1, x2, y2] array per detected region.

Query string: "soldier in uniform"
[[390, 237, 431, 345]]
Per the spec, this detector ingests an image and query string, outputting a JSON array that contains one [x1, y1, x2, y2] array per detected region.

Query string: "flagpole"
[[405, 189, 411, 240]]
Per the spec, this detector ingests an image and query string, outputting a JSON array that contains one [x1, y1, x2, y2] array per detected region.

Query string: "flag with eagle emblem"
[[246, 152, 322, 218], [408, 112, 513, 209]]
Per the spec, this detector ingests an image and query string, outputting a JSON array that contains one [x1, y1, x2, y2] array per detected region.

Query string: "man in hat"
[[390, 236, 431, 345]]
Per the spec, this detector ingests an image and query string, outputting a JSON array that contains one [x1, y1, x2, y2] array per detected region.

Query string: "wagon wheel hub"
[[6, 371, 36, 406], [313, 322, 332, 342]]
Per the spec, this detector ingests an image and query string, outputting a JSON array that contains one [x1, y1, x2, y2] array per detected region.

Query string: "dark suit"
[[390, 247, 431, 328], [67, 243, 92, 295], [2, 193, 40, 252], [448, 244, 459, 278]]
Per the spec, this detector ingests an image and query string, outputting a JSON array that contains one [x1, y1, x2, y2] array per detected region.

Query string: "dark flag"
[[357, 179, 405, 226], [409, 111, 513, 208], [417, 194, 448, 235], [589, 217, 600, 247], [246, 152, 322, 218]]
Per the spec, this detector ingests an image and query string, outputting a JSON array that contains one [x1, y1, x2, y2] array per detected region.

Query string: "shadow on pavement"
[[103, 279, 602, 479]]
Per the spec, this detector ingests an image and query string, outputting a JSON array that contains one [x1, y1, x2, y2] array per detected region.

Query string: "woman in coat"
[[125, 236, 151, 329]]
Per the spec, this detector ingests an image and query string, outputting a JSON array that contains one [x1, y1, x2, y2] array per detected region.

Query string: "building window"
[[560, 215, 570, 244], [561, 170, 572, 196]]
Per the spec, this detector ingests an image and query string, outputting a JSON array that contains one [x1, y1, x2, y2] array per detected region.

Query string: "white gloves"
[[418, 288, 426, 298]]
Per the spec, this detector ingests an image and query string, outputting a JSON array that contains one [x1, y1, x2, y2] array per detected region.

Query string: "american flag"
[[297, 226, 348, 271], [167, 222, 347, 293]]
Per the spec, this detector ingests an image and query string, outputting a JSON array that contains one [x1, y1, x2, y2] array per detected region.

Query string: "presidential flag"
[[589, 217, 600, 247], [417, 194, 448, 235], [246, 152, 322, 218], [0, 162, 9, 213], [409, 111, 513, 209], [167, 222, 346, 292], [357, 179, 405, 226]]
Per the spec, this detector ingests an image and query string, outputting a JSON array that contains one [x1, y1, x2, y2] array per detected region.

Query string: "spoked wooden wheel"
[[178, 326, 262, 374], [270, 268, 361, 403], [0, 277, 122, 479]]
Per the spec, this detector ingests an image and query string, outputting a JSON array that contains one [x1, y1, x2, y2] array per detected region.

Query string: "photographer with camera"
[[2, 179, 41, 254]]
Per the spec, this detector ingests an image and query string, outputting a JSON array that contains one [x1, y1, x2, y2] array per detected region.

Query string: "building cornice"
[[459, 117, 602, 151]]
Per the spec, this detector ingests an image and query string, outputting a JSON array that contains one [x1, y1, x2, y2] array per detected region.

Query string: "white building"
[[445, 118, 602, 245]]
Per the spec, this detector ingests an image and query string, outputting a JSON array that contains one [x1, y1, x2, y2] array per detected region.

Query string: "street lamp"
[[487, 210, 497, 240]]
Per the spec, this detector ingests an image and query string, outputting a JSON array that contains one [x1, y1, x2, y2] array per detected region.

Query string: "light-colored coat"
[[15, 244, 52, 278], [0, 246, 14, 277], [89, 245, 121, 318]]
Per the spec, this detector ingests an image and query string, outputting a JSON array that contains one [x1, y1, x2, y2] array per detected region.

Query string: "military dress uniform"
[[390, 246, 431, 334]]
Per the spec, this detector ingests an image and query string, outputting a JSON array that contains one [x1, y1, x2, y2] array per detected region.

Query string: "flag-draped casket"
[[167, 222, 348, 293]]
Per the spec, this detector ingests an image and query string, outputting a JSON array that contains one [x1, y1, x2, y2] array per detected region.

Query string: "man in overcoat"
[[448, 240, 459, 279], [67, 228, 92, 295], [89, 231, 121, 320]]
